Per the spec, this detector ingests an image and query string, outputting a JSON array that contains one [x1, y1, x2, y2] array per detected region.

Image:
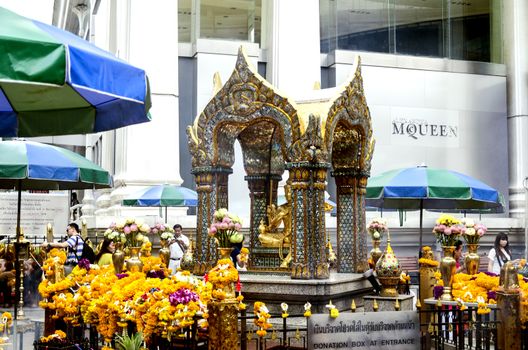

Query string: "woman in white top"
[[487, 232, 511, 274]]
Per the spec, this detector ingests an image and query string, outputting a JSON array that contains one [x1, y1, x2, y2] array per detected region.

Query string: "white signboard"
[[0, 192, 69, 238], [308, 311, 420, 350], [390, 106, 459, 148]]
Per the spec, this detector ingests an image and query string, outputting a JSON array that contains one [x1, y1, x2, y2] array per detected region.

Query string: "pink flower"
[[152, 228, 159, 234], [222, 216, 232, 224], [219, 222, 229, 230], [477, 229, 485, 236], [160, 225, 165, 231], [228, 222, 235, 230], [130, 224, 138, 232], [234, 223, 242, 231], [444, 228, 452, 235], [209, 226, 217, 234], [124, 226, 131, 234], [155, 223, 161, 229]]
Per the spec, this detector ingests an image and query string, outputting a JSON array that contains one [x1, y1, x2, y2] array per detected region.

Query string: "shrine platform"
[[239, 272, 373, 314]]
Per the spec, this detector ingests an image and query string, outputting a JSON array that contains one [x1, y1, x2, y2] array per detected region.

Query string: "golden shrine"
[[187, 47, 375, 279]]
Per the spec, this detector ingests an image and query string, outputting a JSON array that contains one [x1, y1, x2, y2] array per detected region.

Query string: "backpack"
[[74, 236, 96, 264]]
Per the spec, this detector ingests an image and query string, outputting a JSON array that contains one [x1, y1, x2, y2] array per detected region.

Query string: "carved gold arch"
[[187, 47, 301, 171], [324, 57, 375, 173]]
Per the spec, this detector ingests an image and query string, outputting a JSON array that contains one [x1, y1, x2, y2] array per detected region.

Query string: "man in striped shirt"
[[45, 223, 83, 273]]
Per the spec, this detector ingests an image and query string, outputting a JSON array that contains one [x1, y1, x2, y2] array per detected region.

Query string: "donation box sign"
[[308, 311, 420, 350]]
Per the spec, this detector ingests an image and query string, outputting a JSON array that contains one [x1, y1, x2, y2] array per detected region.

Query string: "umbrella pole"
[[14, 181, 21, 319], [165, 207, 168, 224], [419, 199, 424, 249]]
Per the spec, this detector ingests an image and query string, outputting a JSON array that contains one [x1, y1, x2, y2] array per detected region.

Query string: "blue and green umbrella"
[[0, 140, 112, 319], [0, 6, 151, 137], [366, 166, 503, 247], [0, 139, 112, 239], [123, 184, 198, 223]]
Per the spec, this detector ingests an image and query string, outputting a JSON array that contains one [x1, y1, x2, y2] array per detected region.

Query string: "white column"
[[265, 0, 321, 93], [505, 0, 528, 218], [106, 1, 184, 221]]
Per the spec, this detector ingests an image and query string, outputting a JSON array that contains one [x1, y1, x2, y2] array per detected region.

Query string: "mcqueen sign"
[[389, 107, 459, 148]]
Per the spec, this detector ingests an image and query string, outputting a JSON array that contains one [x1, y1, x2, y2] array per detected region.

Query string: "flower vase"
[[112, 243, 125, 274], [440, 246, 457, 301], [464, 244, 480, 275], [126, 246, 143, 273], [159, 240, 170, 268], [369, 239, 383, 266], [218, 247, 234, 261]]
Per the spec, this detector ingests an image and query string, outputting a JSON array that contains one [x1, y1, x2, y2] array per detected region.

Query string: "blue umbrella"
[[366, 166, 503, 247], [0, 140, 112, 319], [122, 184, 198, 222], [0, 6, 151, 137]]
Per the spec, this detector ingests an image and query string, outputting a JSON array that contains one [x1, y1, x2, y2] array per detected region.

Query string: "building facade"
[[2, 0, 526, 256]]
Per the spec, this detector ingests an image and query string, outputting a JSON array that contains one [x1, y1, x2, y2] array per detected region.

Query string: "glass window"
[[337, 0, 391, 53], [320, 0, 502, 63], [179, 0, 193, 42], [449, 0, 501, 63], [199, 0, 259, 42], [394, 1, 446, 58]]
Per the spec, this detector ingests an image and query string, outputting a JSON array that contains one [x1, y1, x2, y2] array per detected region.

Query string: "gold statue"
[[258, 185, 292, 267]]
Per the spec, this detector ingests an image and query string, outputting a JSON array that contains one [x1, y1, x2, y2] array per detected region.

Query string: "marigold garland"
[[254, 301, 272, 337]]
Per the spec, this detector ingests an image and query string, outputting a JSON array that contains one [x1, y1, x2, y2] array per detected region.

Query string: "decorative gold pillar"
[[333, 170, 369, 273], [208, 300, 239, 349], [288, 162, 329, 279], [192, 167, 232, 275], [246, 174, 280, 270]]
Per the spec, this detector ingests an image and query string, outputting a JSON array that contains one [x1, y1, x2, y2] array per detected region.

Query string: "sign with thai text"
[[0, 192, 69, 239], [390, 107, 459, 147], [308, 311, 420, 349]]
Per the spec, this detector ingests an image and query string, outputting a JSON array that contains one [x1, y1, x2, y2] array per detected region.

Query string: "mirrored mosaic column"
[[333, 170, 369, 273], [192, 166, 232, 275], [288, 162, 329, 279]]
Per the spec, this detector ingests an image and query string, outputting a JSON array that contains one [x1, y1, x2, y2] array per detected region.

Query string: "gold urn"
[[375, 234, 402, 297]]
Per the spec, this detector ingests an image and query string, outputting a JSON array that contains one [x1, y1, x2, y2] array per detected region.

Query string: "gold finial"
[[373, 299, 379, 312], [436, 298, 442, 307], [327, 239, 337, 262], [394, 298, 400, 311], [351, 299, 356, 312], [212, 72, 223, 95], [416, 298, 422, 309], [271, 329, 277, 340], [81, 219, 88, 239], [313, 81, 321, 90], [295, 328, 301, 340]]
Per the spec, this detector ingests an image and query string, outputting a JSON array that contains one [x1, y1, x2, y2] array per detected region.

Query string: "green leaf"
[[115, 332, 144, 350]]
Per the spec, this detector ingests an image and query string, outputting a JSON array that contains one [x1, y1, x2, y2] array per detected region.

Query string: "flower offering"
[[367, 217, 388, 240], [105, 218, 151, 247], [432, 214, 465, 246], [461, 219, 487, 244], [151, 223, 174, 242], [208, 208, 243, 248]]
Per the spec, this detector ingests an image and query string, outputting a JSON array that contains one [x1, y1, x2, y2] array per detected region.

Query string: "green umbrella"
[[0, 6, 151, 137], [122, 184, 198, 223], [366, 166, 503, 247], [0, 140, 112, 318]]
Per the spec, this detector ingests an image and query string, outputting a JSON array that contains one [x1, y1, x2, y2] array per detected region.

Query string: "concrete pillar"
[[106, 1, 184, 221], [265, 0, 321, 93], [505, 0, 528, 217]]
